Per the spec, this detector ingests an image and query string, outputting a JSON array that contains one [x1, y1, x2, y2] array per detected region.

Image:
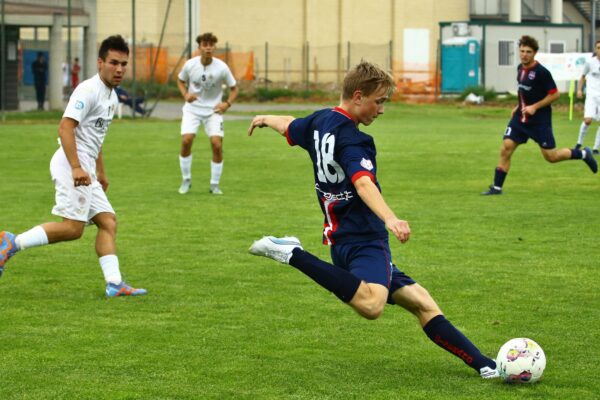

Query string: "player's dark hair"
[[518, 35, 539, 52], [98, 35, 129, 60], [196, 32, 218, 45], [342, 61, 395, 100]]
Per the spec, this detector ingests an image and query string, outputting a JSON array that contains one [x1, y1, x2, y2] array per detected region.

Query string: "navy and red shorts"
[[503, 117, 556, 149], [330, 238, 416, 304]]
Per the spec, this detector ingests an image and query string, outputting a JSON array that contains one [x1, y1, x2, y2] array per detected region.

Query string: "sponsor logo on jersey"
[[95, 118, 105, 128], [518, 84, 532, 91], [315, 183, 354, 201], [360, 158, 374, 170], [528, 70, 536, 80], [75, 101, 84, 110]]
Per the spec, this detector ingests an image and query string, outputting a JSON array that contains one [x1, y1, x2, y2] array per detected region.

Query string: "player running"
[[0, 35, 146, 297], [247, 61, 499, 379], [482, 35, 597, 196]]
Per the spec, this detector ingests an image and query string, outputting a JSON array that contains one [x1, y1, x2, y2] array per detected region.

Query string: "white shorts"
[[181, 111, 224, 137], [584, 96, 600, 120], [50, 148, 115, 222]]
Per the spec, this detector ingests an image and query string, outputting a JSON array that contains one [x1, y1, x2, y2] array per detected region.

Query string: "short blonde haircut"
[[342, 61, 395, 100]]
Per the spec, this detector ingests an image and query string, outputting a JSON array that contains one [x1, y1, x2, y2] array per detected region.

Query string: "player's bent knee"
[[355, 302, 385, 320], [94, 214, 118, 234]]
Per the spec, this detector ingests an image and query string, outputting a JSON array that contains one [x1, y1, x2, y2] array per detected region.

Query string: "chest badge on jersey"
[[360, 158, 374, 171], [528, 71, 536, 80]]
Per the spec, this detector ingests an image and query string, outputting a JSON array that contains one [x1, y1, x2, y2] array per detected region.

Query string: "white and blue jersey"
[[286, 107, 388, 245]]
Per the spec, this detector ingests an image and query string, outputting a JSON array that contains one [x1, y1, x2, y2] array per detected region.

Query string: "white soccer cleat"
[[178, 179, 192, 194], [209, 184, 223, 195], [479, 365, 500, 379], [249, 236, 302, 264]]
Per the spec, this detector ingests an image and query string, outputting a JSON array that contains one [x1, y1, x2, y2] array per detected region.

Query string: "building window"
[[499, 40, 515, 66], [548, 41, 565, 53]]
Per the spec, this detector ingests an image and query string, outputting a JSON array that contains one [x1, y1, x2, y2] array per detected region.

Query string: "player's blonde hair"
[[342, 61, 395, 100]]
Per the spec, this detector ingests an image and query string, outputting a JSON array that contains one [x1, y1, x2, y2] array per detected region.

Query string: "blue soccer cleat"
[[481, 185, 502, 196], [0, 231, 18, 277], [583, 146, 598, 174], [105, 281, 147, 297]]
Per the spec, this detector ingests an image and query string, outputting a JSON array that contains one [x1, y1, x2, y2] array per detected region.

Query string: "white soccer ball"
[[497, 338, 546, 383]]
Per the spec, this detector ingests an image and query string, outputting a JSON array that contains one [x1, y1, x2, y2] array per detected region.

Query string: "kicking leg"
[[392, 284, 497, 377]]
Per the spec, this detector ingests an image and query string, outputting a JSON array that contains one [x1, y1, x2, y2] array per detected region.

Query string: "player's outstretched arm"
[[248, 115, 295, 137], [354, 176, 411, 243]]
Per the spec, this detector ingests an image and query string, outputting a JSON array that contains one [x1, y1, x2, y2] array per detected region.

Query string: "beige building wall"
[[96, 0, 470, 86]]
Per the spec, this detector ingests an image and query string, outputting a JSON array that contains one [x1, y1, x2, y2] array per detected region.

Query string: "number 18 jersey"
[[286, 107, 387, 245]]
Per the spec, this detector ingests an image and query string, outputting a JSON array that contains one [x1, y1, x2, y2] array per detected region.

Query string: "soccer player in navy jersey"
[[247, 61, 499, 379], [482, 35, 597, 195]]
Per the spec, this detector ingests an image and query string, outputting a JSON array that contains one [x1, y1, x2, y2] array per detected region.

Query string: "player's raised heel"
[[0, 231, 18, 277], [583, 146, 598, 173], [481, 185, 502, 196], [249, 236, 302, 264], [105, 281, 147, 297], [479, 365, 500, 379], [178, 179, 192, 194]]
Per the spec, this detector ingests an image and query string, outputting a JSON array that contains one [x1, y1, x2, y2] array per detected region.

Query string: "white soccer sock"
[[179, 155, 192, 180], [210, 161, 223, 185], [594, 127, 600, 150], [15, 226, 49, 250], [99, 254, 122, 284], [578, 122, 589, 144]]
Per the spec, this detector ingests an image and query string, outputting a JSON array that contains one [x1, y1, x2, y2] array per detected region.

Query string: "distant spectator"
[[71, 57, 81, 89], [115, 86, 146, 115], [31, 52, 48, 110], [62, 59, 70, 99]]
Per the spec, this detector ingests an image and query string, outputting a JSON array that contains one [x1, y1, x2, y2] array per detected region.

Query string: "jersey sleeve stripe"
[[547, 88, 558, 95], [285, 127, 295, 146], [351, 171, 375, 183]]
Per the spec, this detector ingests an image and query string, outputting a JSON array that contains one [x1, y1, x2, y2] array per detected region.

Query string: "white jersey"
[[63, 73, 118, 160], [583, 56, 600, 98], [178, 57, 236, 117]]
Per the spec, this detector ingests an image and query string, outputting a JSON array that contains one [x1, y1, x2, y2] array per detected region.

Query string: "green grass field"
[[0, 103, 599, 399]]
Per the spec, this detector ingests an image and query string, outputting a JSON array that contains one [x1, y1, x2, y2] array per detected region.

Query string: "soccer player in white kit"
[[0, 35, 146, 297], [177, 32, 238, 195], [575, 41, 600, 155]]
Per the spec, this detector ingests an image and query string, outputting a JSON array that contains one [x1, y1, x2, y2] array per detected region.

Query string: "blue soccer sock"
[[493, 167, 507, 189], [289, 248, 361, 303], [423, 315, 496, 372], [570, 149, 584, 159]]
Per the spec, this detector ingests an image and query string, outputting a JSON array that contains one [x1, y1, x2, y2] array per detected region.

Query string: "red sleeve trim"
[[548, 88, 558, 95], [285, 127, 295, 146], [351, 170, 375, 183]]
